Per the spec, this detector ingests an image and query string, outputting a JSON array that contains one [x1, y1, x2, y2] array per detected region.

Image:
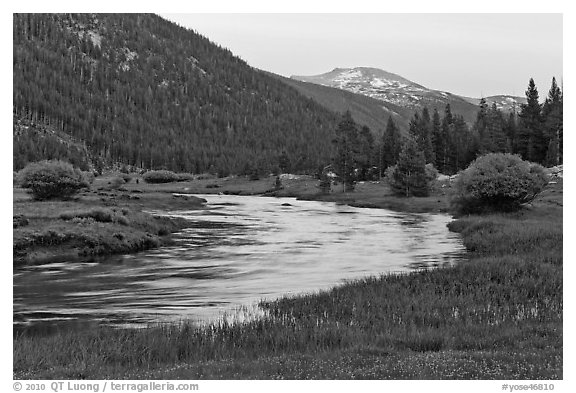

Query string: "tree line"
[[330, 77, 563, 192]]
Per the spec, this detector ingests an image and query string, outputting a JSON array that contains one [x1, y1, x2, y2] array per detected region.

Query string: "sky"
[[160, 13, 563, 99]]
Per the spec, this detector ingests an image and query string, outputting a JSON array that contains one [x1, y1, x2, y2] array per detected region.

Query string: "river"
[[13, 195, 466, 332]]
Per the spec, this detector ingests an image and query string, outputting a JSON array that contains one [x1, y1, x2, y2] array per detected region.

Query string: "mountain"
[[13, 13, 341, 174], [460, 95, 526, 113], [291, 67, 485, 125], [270, 72, 409, 135]]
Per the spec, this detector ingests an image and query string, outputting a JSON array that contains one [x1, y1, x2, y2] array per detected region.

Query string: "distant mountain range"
[[291, 67, 526, 131]]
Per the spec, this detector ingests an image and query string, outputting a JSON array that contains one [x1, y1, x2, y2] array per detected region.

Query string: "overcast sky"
[[160, 13, 562, 98]]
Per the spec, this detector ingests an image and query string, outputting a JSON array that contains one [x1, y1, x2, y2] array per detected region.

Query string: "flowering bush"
[[142, 170, 180, 183], [18, 160, 89, 200], [452, 153, 549, 213]]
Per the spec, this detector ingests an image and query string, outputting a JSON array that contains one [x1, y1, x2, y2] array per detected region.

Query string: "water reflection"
[[14, 195, 466, 331]]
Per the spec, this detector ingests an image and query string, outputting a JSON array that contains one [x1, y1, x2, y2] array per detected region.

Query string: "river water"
[[13, 195, 466, 331]]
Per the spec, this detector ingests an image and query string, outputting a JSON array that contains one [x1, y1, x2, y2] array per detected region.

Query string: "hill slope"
[[292, 67, 483, 124], [460, 95, 526, 112], [271, 73, 409, 135], [13, 13, 341, 174]]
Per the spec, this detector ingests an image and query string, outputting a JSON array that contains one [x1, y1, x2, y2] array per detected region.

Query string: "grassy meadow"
[[13, 173, 562, 379], [13, 174, 207, 265]]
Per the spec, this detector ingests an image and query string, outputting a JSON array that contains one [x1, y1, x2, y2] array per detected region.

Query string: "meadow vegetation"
[[13, 171, 205, 265], [12, 154, 562, 379], [17, 160, 91, 200], [143, 170, 181, 183], [452, 153, 549, 214], [13, 174, 562, 379]]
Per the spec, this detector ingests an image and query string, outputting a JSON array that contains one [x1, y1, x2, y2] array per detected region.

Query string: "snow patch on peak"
[[335, 69, 362, 80], [370, 78, 391, 88]]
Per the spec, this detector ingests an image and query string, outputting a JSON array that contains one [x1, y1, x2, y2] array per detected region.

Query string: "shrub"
[[18, 160, 89, 200], [13, 214, 29, 228], [82, 171, 96, 185], [60, 208, 113, 223], [176, 172, 194, 182], [143, 170, 179, 184], [452, 153, 549, 214], [217, 168, 230, 178], [94, 159, 104, 176], [119, 164, 129, 174], [196, 174, 215, 180], [109, 177, 125, 190], [60, 208, 131, 226], [425, 163, 438, 183]]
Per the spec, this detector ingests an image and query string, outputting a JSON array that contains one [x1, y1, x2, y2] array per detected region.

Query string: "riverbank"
[[13, 177, 562, 379], [12, 179, 207, 265], [121, 172, 453, 213], [13, 172, 449, 265]]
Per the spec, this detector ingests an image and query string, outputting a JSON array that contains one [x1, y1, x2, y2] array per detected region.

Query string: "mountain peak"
[[295, 67, 412, 84], [291, 66, 487, 125], [291, 67, 431, 109]]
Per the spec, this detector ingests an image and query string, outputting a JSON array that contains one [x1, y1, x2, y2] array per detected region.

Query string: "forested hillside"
[[13, 13, 340, 174]]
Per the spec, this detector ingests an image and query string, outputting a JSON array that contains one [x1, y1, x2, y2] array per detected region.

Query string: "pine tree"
[[450, 115, 475, 172], [542, 77, 563, 166], [438, 104, 454, 174], [380, 116, 403, 175], [357, 125, 375, 181], [504, 111, 518, 153], [387, 139, 429, 197], [518, 78, 545, 163], [431, 108, 443, 169], [481, 103, 508, 153], [474, 97, 489, 152], [409, 108, 434, 163], [420, 107, 435, 163], [332, 111, 359, 192]]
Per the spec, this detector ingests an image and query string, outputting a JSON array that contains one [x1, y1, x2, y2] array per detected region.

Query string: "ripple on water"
[[13, 195, 466, 330]]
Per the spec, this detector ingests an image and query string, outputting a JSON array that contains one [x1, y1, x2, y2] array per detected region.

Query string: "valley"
[[12, 12, 563, 381]]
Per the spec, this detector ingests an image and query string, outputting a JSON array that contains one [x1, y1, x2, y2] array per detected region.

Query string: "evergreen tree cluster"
[[330, 111, 379, 191], [13, 117, 92, 171], [13, 13, 340, 173], [471, 77, 563, 167], [330, 106, 475, 193], [517, 78, 563, 166], [400, 104, 475, 175], [390, 77, 563, 177]]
